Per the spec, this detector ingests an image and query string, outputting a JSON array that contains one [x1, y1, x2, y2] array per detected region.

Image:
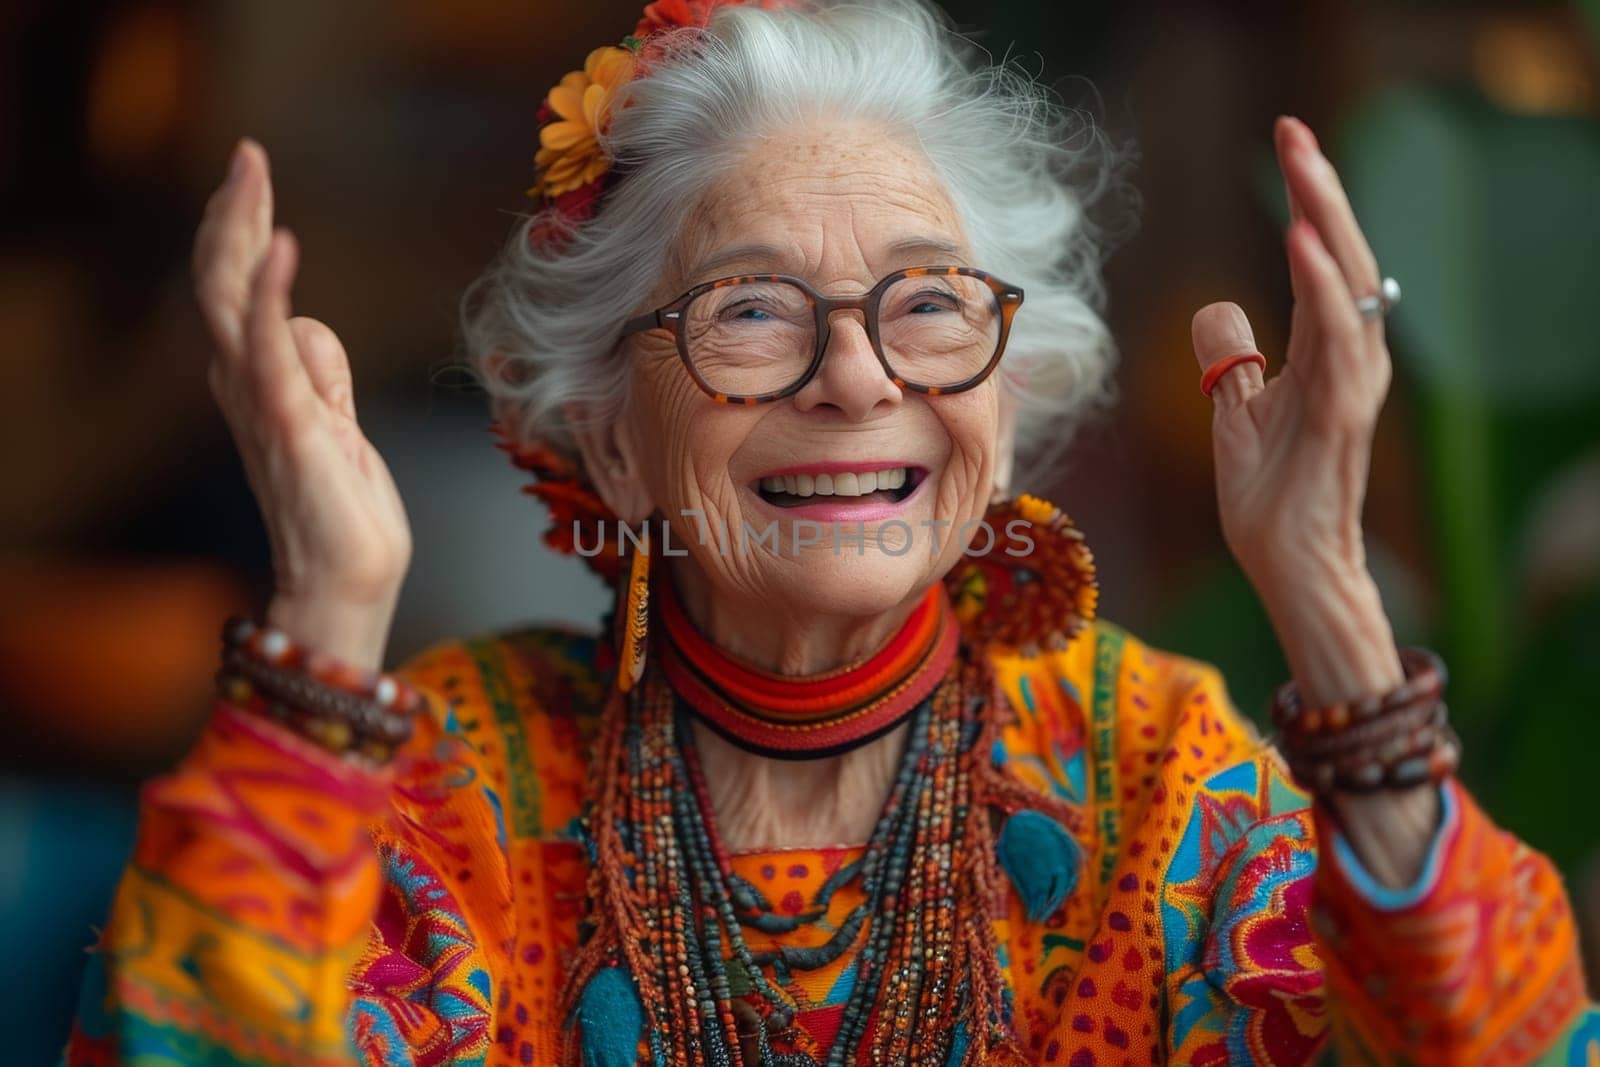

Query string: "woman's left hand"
[[1191, 116, 1440, 887]]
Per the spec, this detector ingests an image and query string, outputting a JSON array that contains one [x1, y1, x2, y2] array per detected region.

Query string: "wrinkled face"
[[595, 121, 1008, 620]]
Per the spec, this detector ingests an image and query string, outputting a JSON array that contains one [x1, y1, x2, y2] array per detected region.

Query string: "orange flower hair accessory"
[[509, 0, 798, 575], [529, 45, 635, 201], [525, 0, 793, 250]]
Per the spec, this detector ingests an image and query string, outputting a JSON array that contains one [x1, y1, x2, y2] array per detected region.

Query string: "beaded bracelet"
[[215, 615, 427, 764], [1271, 646, 1461, 795]]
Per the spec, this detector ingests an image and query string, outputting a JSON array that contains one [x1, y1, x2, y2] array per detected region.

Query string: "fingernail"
[[228, 139, 248, 181]]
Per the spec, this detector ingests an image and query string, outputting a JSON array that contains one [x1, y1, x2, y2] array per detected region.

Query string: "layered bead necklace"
[[563, 572, 1078, 1066], [559, 497, 1096, 1066]]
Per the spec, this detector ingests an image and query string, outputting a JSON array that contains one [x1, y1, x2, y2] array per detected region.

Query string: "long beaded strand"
[[564, 645, 1058, 1065], [559, 687, 669, 1067], [822, 692, 946, 1063], [907, 678, 964, 1061], [678, 698, 931, 1059]]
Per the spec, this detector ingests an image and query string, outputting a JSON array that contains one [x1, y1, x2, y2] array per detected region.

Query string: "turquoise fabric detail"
[[577, 966, 644, 1067], [996, 809, 1081, 922], [944, 1020, 971, 1065], [1330, 780, 1455, 911]]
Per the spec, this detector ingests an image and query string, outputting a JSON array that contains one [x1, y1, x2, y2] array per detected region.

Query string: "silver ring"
[[1356, 276, 1402, 320]]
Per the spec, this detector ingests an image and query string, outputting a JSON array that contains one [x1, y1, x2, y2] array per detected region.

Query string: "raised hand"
[[1190, 117, 1442, 887], [193, 140, 412, 670], [1189, 116, 1396, 617]]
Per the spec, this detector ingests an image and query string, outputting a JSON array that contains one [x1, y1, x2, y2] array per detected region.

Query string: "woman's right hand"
[[194, 139, 412, 671]]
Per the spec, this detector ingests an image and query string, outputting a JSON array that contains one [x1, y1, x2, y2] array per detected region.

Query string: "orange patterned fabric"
[[64, 621, 1598, 1064]]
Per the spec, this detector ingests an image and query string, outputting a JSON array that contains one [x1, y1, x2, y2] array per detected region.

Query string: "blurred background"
[[2, 0, 1597, 1059]]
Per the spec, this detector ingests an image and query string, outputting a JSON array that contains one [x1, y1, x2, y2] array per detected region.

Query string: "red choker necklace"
[[655, 574, 960, 759]]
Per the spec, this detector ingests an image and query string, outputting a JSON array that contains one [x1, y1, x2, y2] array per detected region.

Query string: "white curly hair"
[[459, 0, 1133, 485]]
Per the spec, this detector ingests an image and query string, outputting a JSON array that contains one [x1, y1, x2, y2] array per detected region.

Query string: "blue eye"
[[717, 297, 780, 323], [900, 288, 959, 315]]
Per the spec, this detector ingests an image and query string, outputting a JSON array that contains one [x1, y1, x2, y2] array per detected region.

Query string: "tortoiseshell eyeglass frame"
[[618, 266, 1025, 405]]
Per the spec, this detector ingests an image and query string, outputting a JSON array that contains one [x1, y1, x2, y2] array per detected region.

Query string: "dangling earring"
[[944, 493, 1098, 655], [617, 525, 652, 692]]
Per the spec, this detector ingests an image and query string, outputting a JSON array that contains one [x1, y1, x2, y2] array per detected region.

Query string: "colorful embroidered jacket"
[[64, 619, 1598, 1064]]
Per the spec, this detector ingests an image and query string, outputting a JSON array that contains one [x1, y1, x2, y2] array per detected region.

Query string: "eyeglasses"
[[619, 266, 1024, 404]]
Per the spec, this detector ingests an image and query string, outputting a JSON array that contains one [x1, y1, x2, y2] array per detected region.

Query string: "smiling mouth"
[[754, 466, 923, 508]]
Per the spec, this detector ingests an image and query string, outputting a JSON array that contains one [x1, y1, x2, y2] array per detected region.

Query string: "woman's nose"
[[791, 311, 902, 420]]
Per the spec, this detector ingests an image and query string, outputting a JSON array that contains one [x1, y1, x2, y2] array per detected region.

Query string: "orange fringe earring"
[[617, 526, 652, 692]]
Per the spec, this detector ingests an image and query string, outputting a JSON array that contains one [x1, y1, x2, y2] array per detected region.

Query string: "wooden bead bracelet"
[[1286, 697, 1445, 763], [1270, 646, 1461, 795], [215, 615, 427, 764], [1271, 647, 1446, 737]]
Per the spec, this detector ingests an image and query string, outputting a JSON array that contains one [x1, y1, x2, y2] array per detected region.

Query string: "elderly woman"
[[65, 1, 1595, 1064]]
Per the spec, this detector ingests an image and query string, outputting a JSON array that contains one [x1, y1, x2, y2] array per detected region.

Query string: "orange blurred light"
[[86, 5, 185, 168], [1472, 14, 1598, 117]]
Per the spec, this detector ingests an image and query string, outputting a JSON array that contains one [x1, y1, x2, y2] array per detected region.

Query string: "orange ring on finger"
[[1200, 352, 1267, 399]]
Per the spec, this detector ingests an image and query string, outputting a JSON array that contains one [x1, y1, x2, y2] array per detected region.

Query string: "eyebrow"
[[884, 235, 967, 263], [685, 235, 970, 283]]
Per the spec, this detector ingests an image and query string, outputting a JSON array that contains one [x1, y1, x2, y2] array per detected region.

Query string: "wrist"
[[1328, 784, 1444, 891], [266, 592, 397, 672], [1256, 561, 1402, 707]]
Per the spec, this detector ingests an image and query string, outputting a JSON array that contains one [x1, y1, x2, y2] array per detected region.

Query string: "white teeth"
[[757, 467, 912, 498]]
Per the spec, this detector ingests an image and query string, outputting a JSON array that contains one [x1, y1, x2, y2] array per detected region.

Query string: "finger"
[[193, 138, 274, 361], [1191, 301, 1266, 415], [1285, 218, 1367, 384], [245, 229, 317, 420], [1279, 118, 1381, 305], [1284, 214, 1312, 309], [290, 317, 357, 420], [1273, 116, 1305, 222]]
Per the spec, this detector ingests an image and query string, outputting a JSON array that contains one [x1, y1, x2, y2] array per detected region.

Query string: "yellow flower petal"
[[543, 171, 585, 197], [543, 152, 587, 185], [582, 83, 610, 132], [534, 143, 587, 170], [584, 46, 625, 79], [547, 83, 585, 122], [540, 119, 592, 152], [590, 47, 634, 89]]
